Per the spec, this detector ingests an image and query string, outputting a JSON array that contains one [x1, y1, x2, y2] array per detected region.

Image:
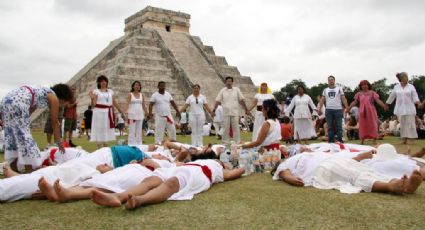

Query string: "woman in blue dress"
[[0, 84, 74, 172]]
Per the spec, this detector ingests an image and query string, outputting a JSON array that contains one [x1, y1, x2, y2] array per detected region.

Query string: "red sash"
[[183, 163, 212, 183], [264, 143, 280, 151], [95, 104, 115, 128]]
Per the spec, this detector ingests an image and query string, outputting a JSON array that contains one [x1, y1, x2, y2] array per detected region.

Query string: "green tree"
[[273, 79, 308, 102]]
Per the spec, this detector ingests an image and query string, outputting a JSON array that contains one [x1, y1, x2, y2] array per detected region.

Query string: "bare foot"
[[90, 190, 121, 207], [38, 177, 59, 201], [124, 194, 142, 210], [388, 177, 406, 195], [404, 170, 423, 194], [3, 164, 20, 178], [54, 179, 71, 202], [412, 147, 425, 158]]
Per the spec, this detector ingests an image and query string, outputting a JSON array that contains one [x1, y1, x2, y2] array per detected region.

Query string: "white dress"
[[285, 94, 317, 140], [186, 94, 207, 147], [252, 93, 275, 141], [91, 89, 116, 142], [260, 119, 282, 147], [153, 159, 224, 200], [127, 93, 144, 145]]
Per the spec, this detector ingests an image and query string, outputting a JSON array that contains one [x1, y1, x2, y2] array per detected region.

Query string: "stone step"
[[218, 65, 241, 77], [127, 36, 158, 47], [203, 45, 215, 55], [116, 64, 172, 76], [116, 45, 163, 58], [132, 29, 154, 39], [206, 54, 228, 66], [106, 54, 168, 68]]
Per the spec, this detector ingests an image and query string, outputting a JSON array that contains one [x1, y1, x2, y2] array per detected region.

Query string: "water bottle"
[[263, 150, 272, 172], [238, 150, 248, 176], [220, 150, 233, 169]]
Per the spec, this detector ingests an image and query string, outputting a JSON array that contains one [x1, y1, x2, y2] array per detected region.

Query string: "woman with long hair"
[[0, 83, 74, 172], [241, 99, 281, 151], [347, 80, 387, 144], [125, 81, 147, 145]]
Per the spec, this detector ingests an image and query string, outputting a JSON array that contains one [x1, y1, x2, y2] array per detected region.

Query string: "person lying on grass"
[[0, 145, 151, 202], [90, 148, 245, 209], [272, 150, 422, 195], [36, 158, 173, 202], [161, 140, 225, 163]]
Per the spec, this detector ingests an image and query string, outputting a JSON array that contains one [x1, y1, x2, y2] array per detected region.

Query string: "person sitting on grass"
[[239, 99, 282, 151], [273, 150, 422, 195]]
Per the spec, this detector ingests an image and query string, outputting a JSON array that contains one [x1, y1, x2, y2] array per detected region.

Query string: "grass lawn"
[[1, 131, 425, 229]]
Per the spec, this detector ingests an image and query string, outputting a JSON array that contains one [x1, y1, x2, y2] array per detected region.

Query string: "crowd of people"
[[1, 72, 425, 208]]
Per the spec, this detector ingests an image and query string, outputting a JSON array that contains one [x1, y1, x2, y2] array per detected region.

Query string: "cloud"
[[0, 0, 424, 98]]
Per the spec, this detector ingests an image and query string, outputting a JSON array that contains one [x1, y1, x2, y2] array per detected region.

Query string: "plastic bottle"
[[238, 149, 250, 176], [220, 150, 233, 169]]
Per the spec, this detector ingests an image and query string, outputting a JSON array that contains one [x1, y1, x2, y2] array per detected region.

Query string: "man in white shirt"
[[148, 81, 181, 144], [318, 75, 349, 143], [213, 105, 224, 138], [214, 77, 250, 145]]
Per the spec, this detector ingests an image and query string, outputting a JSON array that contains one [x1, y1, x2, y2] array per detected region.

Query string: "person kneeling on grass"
[[272, 151, 422, 195], [90, 148, 245, 209]]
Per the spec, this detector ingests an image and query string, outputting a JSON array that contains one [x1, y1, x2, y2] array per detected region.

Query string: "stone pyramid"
[[32, 6, 257, 127]]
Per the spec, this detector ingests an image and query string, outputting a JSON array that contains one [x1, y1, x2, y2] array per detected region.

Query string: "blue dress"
[[0, 86, 52, 167]]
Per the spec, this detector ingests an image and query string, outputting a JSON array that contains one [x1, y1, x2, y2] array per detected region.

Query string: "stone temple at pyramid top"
[[124, 6, 191, 34]]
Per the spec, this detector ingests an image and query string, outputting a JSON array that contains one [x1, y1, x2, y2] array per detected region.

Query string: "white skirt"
[[313, 157, 392, 193], [363, 157, 419, 179], [153, 166, 211, 200], [252, 111, 265, 141], [398, 115, 418, 139], [90, 108, 116, 142], [80, 164, 153, 193], [293, 118, 316, 140]]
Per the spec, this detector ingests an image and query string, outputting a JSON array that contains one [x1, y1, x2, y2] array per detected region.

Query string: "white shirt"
[[261, 119, 282, 146], [94, 89, 113, 106], [386, 83, 419, 116], [186, 94, 207, 115], [128, 93, 144, 120], [180, 112, 188, 124], [322, 86, 344, 110], [255, 93, 275, 106], [285, 94, 317, 119], [216, 87, 245, 116], [272, 152, 333, 185], [150, 91, 173, 116], [202, 123, 211, 136], [213, 105, 223, 123]]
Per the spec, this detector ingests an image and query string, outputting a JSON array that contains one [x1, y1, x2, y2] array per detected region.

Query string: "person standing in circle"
[[125, 81, 147, 145], [347, 80, 387, 145], [89, 75, 126, 149], [386, 72, 421, 144], [83, 106, 93, 139], [285, 85, 317, 144], [180, 84, 215, 147], [318, 75, 349, 143], [248, 83, 275, 141]]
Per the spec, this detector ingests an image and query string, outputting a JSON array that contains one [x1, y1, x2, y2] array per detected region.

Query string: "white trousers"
[[213, 122, 223, 136], [128, 120, 143, 145], [222, 116, 240, 145], [155, 115, 176, 144], [252, 111, 265, 141], [189, 113, 205, 147]]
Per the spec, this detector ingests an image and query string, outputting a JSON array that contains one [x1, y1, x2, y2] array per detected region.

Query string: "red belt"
[[183, 163, 212, 183], [95, 104, 115, 128], [264, 143, 280, 151]]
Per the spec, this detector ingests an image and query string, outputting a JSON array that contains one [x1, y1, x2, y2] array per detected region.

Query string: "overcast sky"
[[1, 0, 425, 98]]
